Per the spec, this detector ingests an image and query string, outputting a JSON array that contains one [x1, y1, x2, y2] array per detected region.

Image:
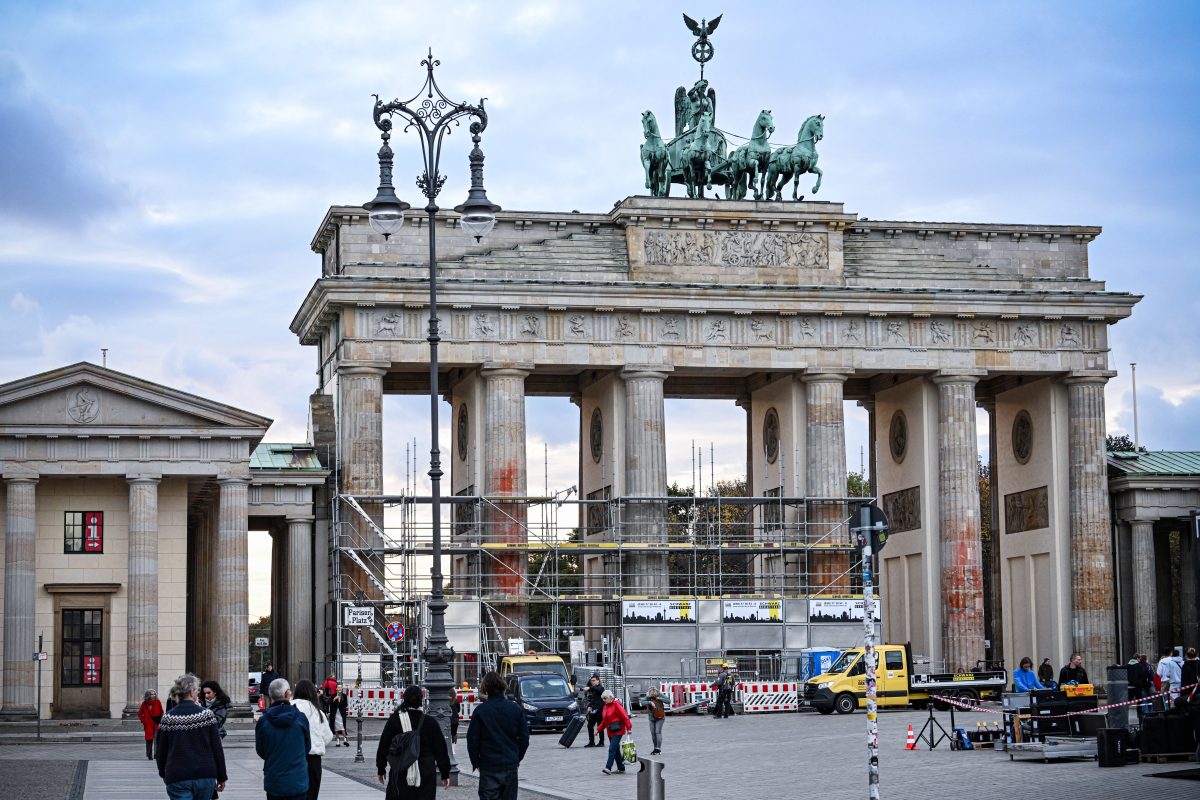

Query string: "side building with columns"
[[0, 363, 326, 719]]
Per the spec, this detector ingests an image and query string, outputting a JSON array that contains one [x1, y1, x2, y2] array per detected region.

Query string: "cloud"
[[1111, 385, 1200, 451], [10, 291, 37, 313], [0, 55, 128, 228]]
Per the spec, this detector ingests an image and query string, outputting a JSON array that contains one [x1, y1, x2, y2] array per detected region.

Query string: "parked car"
[[505, 672, 578, 732], [248, 671, 262, 704]]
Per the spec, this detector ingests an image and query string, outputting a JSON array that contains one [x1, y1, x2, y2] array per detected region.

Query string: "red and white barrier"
[[737, 681, 799, 713], [659, 681, 717, 711], [346, 687, 479, 720]]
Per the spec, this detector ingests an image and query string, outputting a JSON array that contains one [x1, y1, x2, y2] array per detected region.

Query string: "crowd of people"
[[137, 667, 355, 800], [1011, 647, 1200, 717]]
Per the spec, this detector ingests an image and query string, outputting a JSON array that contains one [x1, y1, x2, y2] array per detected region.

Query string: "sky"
[[2, 2, 1199, 616]]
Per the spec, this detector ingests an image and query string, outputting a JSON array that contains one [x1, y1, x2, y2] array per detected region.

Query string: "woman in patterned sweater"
[[155, 673, 228, 800]]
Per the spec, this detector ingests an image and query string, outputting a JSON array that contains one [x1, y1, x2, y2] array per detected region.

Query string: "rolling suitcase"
[[558, 714, 586, 748]]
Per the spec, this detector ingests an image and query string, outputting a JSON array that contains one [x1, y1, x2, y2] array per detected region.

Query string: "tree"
[[846, 471, 869, 497], [665, 478, 752, 594], [1106, 434, 1145, 453], [249, 614, 271, 670]]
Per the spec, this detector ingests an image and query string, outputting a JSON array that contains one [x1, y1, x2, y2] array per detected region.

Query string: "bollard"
[[1105, 665, 1128, 730], [637, 756, 666, 800]]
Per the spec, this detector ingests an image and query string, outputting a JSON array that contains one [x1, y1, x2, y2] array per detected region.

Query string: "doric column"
[[286, 517, 315, 680], [1129, 519, 1157, 658], [1065, 374, 1117, 670], [858, 398, 877, 499], [482, 365, 530, 635], [215, 477, 249, 709], [978, 398, 1002, 661], [803, 372, 850, 592], [934, 374, 985, 672], [622, 367, 671, 595], [1, 476, 38, 719], [125, 476, 160, 713], [338, 365, 386, 539]]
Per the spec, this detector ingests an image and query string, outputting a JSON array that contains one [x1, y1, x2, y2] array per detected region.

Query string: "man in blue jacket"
[[467, 671, 529, 800], [255, 678, 311, 800]]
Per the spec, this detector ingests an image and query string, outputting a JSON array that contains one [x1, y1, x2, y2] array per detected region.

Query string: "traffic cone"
[[905, 724, 918, 750]]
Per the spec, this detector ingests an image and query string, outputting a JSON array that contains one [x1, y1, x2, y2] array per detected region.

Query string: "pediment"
[[0, 363, 272, 436]]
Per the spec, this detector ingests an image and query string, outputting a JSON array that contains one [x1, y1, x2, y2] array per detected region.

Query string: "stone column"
[[622, 367, 671, 595], [803, 372, 850, 592], [979, 398, 1003, 662], [125, 476, 160, 713], [858, 399, 877, 498], [215, 478, 249, 709], [1129, 519, 1157, 658], [1, 476, 37, 719], [1065, 374, 1117, 671], [482, 365, 530, 636], [338, 365, 386, 604], [934, 374, 986, 672], [286, 517, 314, 681]]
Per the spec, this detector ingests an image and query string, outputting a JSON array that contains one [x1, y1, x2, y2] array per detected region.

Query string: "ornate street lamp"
[[365, 50, 500, 783]]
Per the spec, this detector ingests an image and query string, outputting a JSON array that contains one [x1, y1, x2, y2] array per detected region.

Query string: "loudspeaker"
[[1096, 728, 1126, 768]]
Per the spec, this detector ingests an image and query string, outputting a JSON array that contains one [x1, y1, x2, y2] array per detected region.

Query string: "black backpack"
[[387, 711, 424, 773]]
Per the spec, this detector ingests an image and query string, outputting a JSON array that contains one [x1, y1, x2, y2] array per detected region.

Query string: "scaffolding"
[[329, 487, 873, 687]]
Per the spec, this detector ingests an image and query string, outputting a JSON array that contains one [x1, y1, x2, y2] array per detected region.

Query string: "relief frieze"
[[1004, 485, 1049, 533], [882, 486, 921, 533], [643, 229, 829, 269]]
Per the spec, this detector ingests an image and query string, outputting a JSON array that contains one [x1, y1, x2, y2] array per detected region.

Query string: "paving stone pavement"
[[0, 709, 1195, 800]]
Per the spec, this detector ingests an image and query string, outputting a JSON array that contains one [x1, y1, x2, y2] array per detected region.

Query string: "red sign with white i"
[[84, 512, 103, 552], [83, 655, 102, 684]]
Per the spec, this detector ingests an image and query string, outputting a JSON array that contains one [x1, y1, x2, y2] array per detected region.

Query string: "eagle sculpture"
[[682, 13, 722, 37]]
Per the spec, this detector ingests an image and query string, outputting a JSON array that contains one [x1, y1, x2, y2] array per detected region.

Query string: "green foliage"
[[1106, 434, 1145, 452], [846, 471, 869, 497]]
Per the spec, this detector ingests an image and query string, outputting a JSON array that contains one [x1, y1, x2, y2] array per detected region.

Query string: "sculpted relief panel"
[[643, 229, 829, 270]]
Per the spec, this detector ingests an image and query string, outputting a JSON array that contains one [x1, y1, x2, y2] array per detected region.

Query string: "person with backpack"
[[376, 685, 450, 800], [644, 686, 666, 755], [710, 664, 735, 719], [292, 680, 335, 800]]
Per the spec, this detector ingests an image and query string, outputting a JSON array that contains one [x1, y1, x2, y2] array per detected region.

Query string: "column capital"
[[480, 362, 533, 379], [126, 474, 162, 485], [800, 369, 853, 384], [216, 475, 251, 486], [621, 365, 673, 381], [932, 370, 986, 386], [2, 474, 38, 486], [285, 515, 316, 524], [338, 363, 389, 377], [1062, 371, 1116, 386]]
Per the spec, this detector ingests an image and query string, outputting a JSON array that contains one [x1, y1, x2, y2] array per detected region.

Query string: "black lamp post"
[[365, 50, 500, 784]]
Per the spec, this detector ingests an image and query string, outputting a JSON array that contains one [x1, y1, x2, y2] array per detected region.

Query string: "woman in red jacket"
[[137, 689, 164, 760], [599, 690, 632, 775]]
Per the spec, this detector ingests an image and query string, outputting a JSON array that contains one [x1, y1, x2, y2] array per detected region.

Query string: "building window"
[[61, 609, 103, 687], [64, 511, 104, 553]]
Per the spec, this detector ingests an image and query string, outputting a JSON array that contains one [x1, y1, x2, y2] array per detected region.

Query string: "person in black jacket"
[[200, 679, 231, 739], [466, 671, 529, 800], [583, 675, 606, 747], [376, 685, 450, 800], [156, 673, 228, 798], [1057, 653, 1089, 685], [1127, 654, 1155, 718]]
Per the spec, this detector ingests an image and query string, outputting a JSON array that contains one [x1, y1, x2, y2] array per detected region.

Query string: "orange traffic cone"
[[905, 724, 918, 750]]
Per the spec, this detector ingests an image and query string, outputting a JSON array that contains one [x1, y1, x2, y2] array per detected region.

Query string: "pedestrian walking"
[[329, 687, 349, 747], [320, 672, 338, 700], [1127, 654, 1155, 718], [583, 674, 605, 747], [138, 689, 164, 760], [261, 663, 283, 704], [376, 685, 451, 800], [155, 673, 227, 800], [599, 690, 631, 775], [292, 680, 335, 800], [255, 678, 311, 800], [644, 686, 665, 755], [200, 680, 231, 739], [450, 689, 461, 745], [466, 671, 529, 800]]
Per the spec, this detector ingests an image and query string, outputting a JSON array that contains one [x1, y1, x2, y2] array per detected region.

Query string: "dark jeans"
[[306, 754, 322, 800], [587, 710, 604, 745], [267, 794, 307, 800], [713, 691, 733, 718], [145, 739, 154, 759], [478, 768, 519, 800], [605, 734, 625, 771], [165, 779, 216, 800]]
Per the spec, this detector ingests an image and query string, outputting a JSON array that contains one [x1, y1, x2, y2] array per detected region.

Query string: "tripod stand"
[[916, 701, 951, 749]]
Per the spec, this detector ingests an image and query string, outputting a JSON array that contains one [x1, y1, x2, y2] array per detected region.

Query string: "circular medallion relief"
[[1012, 410, 1033, 465], [589, 408, 604, 464], [889, 410, 908, 464], [763, 407, 780, 464], [67, 386, 99, 424], [456, 404, 468, 462]]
